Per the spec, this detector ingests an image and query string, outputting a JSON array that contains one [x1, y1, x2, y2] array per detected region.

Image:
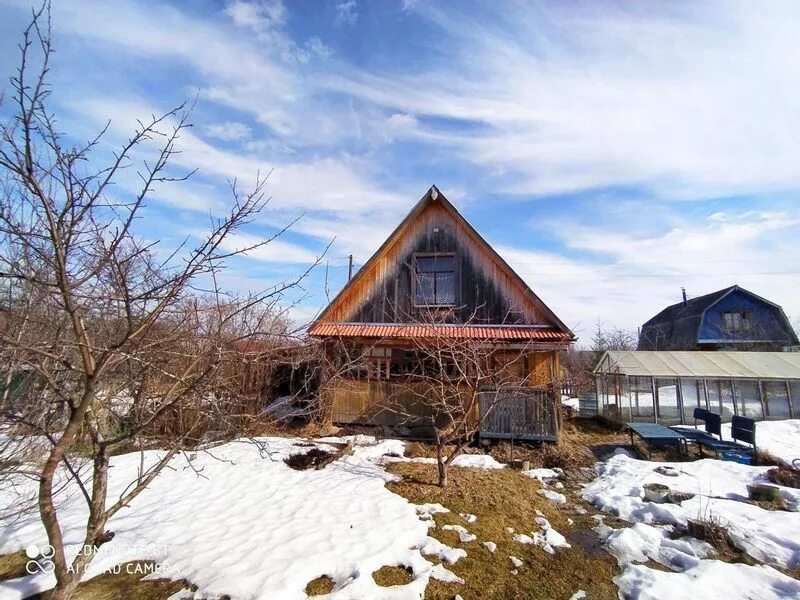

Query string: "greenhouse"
[[593, 351, 800, 425]]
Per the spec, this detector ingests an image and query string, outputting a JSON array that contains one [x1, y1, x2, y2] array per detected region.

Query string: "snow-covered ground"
[[4, 420, 800, 599], [562, 395, 580, 412], [0, 436, 471, 600], [584, 420, 800, 599], [678, 418, 800, 465]]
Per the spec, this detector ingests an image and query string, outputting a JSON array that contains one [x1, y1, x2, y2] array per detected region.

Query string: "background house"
[[637, 285, 798, 351], [308, 186, 574, 440]]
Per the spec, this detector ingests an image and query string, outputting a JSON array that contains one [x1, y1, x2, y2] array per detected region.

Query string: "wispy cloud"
[[3, 0, 798, 332], [335, 0, 358, 25]]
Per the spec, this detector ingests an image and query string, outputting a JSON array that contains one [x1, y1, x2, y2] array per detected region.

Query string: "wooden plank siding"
[[325, 202, 548, 326], [329, 349, 560, 440]]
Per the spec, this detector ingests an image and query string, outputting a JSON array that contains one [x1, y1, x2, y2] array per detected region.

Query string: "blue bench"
[[626, 422, 688, 459], [671, 408, 756, 458]]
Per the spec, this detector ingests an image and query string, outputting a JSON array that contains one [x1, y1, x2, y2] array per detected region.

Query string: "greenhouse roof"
[[594, 351, 800, 380]]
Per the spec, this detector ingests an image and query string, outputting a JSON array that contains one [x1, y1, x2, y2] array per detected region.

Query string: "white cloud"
[[335, 0, 358, 25], [215, 231, 323, 264], [497, 208, 800, 339], [224, 0, 286, 33], [204, 121, 252, 142], [327, 1, 800, 199]]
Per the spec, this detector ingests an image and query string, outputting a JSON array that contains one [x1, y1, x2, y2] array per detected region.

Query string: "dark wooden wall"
[[333, 203, 547, 325]]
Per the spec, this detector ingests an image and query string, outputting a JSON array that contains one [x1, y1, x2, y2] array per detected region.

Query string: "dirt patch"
[[767, 465, 800, 489], [0, 551, 28, 582], [386, 461, 620, 600], [373, 565, 414, 587], [23, 561, 193, 600], [284, 448, 334, 470], [566, 528, 608, 556], [305, 575, 335, 595]]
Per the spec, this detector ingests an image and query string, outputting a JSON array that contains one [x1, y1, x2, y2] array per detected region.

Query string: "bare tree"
[[591, 320, 637, 358], [352, 305, 566, 488], [0, 6, 318, 599]]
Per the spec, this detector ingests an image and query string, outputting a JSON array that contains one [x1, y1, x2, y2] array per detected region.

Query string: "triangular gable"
[[309, 186, 573, 337]]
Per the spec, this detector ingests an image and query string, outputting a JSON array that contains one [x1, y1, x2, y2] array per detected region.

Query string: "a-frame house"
[[309, 186, 574, 439]]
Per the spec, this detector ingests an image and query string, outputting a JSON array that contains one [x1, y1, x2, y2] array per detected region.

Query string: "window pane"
[[707, 380, 735, 422], [417, 255, 454, 272], [435, 272, 455, 304], [656, 378, 681, 425], [735, 380, 763, 419], [680, 379, 706, 423], [629, 376, 655, 422], [763, 382, 791, 420], [415, 272, 435, 304], [791, 381, 800, 418]]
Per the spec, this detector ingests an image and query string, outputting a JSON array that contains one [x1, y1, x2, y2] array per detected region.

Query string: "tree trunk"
[[436, 444, 448, 487], [48, 576, 82, 600]]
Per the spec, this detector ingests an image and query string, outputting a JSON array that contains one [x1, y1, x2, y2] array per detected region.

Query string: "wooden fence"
[[478, 387, 559, 441]]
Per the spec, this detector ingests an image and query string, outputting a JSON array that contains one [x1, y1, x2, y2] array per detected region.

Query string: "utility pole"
[[348, 254, 353, 281]]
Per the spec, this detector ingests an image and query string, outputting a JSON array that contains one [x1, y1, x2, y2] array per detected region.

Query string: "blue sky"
[[1, 0, 799, 341]]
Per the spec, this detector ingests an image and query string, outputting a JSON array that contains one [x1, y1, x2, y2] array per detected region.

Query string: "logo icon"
[[25, 543, 55, 575]]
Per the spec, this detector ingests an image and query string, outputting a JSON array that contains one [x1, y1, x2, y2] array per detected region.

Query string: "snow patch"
[[616, 561, 800, 600], [442, 524, 477, 543], [537, 488, 567, 504], [0, 436, 437, 600]]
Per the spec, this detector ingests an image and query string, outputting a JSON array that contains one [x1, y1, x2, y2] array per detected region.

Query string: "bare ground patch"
[[386, 461, 620, 600]]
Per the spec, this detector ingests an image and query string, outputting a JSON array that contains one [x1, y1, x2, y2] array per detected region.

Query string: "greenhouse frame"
[[593, 351, 800, 425]]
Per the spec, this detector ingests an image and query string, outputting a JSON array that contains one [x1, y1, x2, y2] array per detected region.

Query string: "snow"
[[482, 541, 497, 553], [0, 435, 476, 600], [513, 533, 534, 545], [522, 467, 563, 482], [534, 516, 571, 551], [459, 513, 477, 524], [616, 561, 800, 600], [585, 423, 800, 600], [604, 522, 713, 569], [509, 556, 524, 568], [442, 524, 477, 543], [584, 453, 800, 568], [415, 503, 450, 519], [568, 592, 586, 600], [264, 396, 314, 422], [562, 396, 580, 411], [420, 537, 467, 565], [430, 564, 464, 585], [387, 453, 506, 470], [680, 418, 800, 465], [512, 517, 570, 555], [537, 489, 567, 504]]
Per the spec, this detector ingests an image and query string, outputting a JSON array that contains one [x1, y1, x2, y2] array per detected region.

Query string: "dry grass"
[[767, 465, 800, 489], [0, 551, 28, 581], [305, 574, 335, 596], [487, 417, 629, 471], [386, 461, 620, 600], [23, 561, 193, 600], [373, 565, 414, 587]]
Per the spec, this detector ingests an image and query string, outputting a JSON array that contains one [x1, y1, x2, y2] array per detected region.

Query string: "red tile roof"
[[308, 323, 572, 341]]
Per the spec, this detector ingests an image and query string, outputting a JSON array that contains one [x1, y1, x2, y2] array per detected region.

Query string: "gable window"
[[414, 254, 455, 306], [723, 311, 750, 332]]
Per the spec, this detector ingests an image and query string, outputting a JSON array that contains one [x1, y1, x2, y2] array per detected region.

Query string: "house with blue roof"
[[637, 285, 798, 352]]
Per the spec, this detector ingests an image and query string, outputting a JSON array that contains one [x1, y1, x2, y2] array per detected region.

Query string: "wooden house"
[[638, 286, 798, 351], [308, 186, 574, 440]]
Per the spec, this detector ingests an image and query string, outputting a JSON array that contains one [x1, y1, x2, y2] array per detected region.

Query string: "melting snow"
[[442, 524, 477, 543], [585, 422, 800, 599], [0, 436, 453, 600], [537, 489, 568, 504]]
